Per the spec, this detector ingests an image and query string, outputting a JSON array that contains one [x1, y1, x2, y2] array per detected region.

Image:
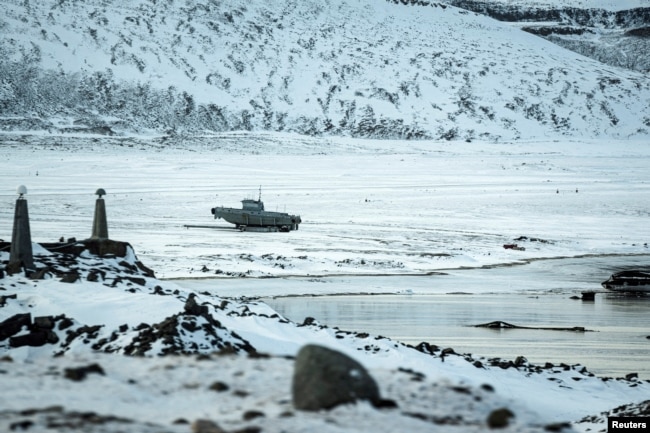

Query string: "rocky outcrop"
[[444, 1, 650, 73], [0, 313, 32, 341], [119, 297, 256, 356], [444, 1, 650, 28], [0, 239, 156, 284], [0, 313, 62, 348]]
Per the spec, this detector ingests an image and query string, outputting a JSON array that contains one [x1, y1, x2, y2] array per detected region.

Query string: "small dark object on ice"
[[474, 320, 589, 332], [64, 363, 105, 381], [581, 291, 595, 301]]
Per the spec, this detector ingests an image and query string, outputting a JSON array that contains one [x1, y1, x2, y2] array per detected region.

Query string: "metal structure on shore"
[[211, 188, 301, 232]]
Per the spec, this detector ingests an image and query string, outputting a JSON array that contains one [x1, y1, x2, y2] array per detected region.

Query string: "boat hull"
[[212, 207, 301, 231]]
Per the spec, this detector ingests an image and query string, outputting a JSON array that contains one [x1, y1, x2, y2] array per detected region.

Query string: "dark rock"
[[544, 422, 572, 432], [412, 341, 439, 354], [397, 367, 425, 381], [481, 383, 495, 392], [191, 419, 226, 433], [626, 372, 639, 380], [9, 420, 34, 430], [9, 330, 48, 347], [299, 317, 317, 327], [135, 260, 156, 278], [173, 418, 189, 425], [118, 260, 137, 273], [58, 316, 74, 330], [0, 313, 32, 341], [77, 325, 102, 336], [0, 293, 17, 307], [487, 407, 515, 429], [498, 361, 514, 370], [87, 269, 105, 282], [34, 316, 55, 329], [235, 428, 262, 433], [292, 344, 381, 411], [209, 381, 230, 392], [64, 363, 105, 381], [60, 272, 80, 283], [124, 276, 146, 286], [185, 293, 208, 316], [451, 386, 472, 394], [63, 324, 103, 347], [374, 398, 399, 408], [46, 330, 60, 344], [28, 267, 52, 280], [242, 410, 265, 421], [181, 321, 198, 332], [514, 356, 528, 367], [441, 347, 456, 356]]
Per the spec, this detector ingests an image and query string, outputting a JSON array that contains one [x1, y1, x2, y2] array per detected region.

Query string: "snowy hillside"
[[1, 0, 649, 140], [444, 0, 650, 73]]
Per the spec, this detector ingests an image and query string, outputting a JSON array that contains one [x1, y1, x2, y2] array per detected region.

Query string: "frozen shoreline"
[[6, 133, 648, 281], [174, 253, 650, 380]]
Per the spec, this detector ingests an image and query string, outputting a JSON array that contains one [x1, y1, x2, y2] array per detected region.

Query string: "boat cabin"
[[242, 199, 264, 211]]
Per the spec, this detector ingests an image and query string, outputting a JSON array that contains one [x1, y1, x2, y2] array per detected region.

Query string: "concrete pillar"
[[91, 188, 109, 239], [9, 186, 35, 273]]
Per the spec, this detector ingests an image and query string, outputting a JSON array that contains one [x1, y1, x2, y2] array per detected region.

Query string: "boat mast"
[[258, 185, 262, 202]]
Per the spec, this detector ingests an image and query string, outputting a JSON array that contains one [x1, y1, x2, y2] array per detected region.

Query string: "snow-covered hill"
[[444, 0, 650, 73], [1, 0, 649, 140]]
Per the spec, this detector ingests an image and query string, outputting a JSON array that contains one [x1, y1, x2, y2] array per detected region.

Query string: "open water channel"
[[177, 255, 650, 379], [264, 290, 649, 379]]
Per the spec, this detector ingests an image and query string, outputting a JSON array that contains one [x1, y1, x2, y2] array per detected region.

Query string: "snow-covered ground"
[[2, 132, 648, 281], [1, 133, 649, 432]]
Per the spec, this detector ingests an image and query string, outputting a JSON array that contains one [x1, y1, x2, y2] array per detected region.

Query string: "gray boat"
[[211, 189, 301, 232]]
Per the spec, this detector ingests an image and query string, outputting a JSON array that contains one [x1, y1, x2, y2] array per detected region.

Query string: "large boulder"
[[292, 344, 381, 411]]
